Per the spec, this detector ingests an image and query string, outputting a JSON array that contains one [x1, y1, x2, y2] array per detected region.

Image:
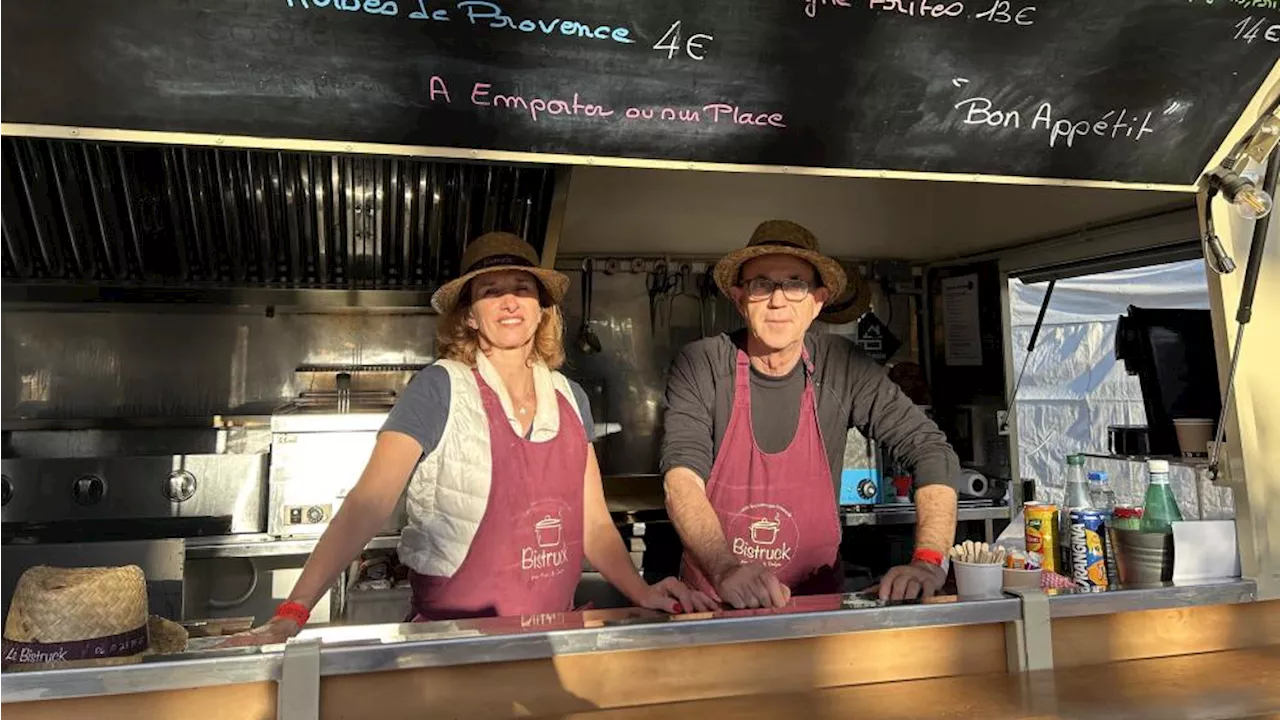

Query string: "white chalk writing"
[[653, 21, 714, 61], [1234, 16, 1280, 41], [955, 96, 1157, 148]]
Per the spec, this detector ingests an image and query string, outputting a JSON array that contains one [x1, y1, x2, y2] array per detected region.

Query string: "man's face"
[[730, 255, 829, 353]]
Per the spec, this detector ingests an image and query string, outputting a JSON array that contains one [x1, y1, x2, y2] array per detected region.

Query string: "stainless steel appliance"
[[2, 424, 269, 542], [267, 368, 414, 538]]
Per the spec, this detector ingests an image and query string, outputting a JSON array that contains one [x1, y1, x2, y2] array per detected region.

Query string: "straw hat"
[[430, 232, 569, 315], [2, 565, 187, 670], [713, 220, 848, 301], [816, 260, 872, 324]]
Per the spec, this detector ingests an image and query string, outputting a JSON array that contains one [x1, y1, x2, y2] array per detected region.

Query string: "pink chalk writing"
[[703, 104, 787, 128], [428, 76, 451, 102], [450, 81, 785, 130], [471, 83, 615, 122]]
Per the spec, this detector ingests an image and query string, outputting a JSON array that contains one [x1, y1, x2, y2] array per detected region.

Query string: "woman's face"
[[467, 270, 543, 351]]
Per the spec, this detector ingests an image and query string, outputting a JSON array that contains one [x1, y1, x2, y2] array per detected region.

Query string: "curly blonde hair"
[[436, 282, 566, 369]]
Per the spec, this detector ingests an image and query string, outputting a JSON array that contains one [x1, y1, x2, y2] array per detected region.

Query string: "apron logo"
[[728, 504, 800, 570], [521, 509, 569, 578]]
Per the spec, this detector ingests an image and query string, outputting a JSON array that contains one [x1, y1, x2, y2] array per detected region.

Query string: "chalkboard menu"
[[2, 1, 1277, 186]]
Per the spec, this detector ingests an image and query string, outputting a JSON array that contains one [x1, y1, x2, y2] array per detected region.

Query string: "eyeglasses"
[[741, 277, 813, 301]]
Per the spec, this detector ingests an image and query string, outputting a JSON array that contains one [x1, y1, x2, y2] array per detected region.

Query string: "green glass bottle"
[[1139, 459, 1183, 533]]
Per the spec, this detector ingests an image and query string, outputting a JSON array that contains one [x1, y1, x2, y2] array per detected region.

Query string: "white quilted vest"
[[396, 356, 584, 578]]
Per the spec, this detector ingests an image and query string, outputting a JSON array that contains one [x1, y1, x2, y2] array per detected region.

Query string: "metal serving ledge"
[[0, 579, 1258, 705]]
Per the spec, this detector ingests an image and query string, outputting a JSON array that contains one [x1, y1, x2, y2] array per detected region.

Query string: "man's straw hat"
[[713, 221, 848, 301], [2, 565, 187, 670], [430, 232, 569, 315]]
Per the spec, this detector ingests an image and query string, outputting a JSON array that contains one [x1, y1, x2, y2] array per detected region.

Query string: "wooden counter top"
[[563, 646, 1280, 720]]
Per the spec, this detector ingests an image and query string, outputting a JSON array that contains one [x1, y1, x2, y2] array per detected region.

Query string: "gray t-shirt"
[[661, 330, 960, 497], [381, 365, 596, 455]]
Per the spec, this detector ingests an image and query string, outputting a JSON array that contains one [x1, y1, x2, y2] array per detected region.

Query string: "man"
[[662, 220, 960, 608]]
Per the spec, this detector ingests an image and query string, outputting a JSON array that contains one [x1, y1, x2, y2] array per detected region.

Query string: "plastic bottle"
[[1088, 470, 1116, 515], [1139, 459, 1184, 534]]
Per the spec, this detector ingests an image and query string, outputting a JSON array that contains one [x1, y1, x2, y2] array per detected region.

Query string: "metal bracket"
[[278, 637, 322, 720], [1005, 589, 1054, 672]]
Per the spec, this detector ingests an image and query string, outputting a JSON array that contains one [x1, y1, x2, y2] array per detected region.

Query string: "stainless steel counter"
[[0, 578, 1261, 704], [1044, 578, 1257, 618]]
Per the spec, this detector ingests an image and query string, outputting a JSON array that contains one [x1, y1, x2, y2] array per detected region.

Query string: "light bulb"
[[1231, 185, 1273, 220]]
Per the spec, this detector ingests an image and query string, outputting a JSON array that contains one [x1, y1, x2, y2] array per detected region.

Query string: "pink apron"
[[410, 369, 587, 620], [681, 349, 843, 597]]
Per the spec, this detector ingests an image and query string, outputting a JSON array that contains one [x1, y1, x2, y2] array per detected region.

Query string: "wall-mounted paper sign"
[[942, 274, 982, 367]]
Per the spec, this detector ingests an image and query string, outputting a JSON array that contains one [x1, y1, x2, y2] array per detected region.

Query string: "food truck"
[[1, 1, 1277, 718]]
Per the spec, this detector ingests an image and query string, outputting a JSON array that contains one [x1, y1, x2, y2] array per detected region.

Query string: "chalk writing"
[[1234, 16, 1280, 41], [804, 0, 852, 18], [869, 0, 966, 18], [973, 0, 1035, 24], [803, 0, 1035, 23], [409, 0, 450, 21], [471, 83, 616, 122], [455, 80, 787, 129], [286, 0, 399, 15], [703, 104, 787, 127], [653, 21, 714, 60], [284, 1, 636, 44], [455, 1, 634, 43], [955, 96, 1157, 148]]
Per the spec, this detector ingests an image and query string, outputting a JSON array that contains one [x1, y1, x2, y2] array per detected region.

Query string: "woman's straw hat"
[[713, 221, 848, 301], [2, 565, 187, 670], [430, 232, 569, 315]]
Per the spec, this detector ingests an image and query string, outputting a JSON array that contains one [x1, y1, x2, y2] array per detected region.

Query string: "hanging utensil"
[[646, 262, 669, 336], [576, 259, 602, 355], [665, 263, 703, 331]]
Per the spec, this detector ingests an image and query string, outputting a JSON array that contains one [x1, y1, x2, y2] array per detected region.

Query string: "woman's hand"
[[216, 617, 302, 648], [636, 576, 719, 614]]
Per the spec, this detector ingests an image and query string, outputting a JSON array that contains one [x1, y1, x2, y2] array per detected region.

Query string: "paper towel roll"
[[959, 469, 989, 499]]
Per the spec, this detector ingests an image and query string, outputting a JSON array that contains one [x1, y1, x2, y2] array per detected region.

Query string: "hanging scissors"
[[645, 262, 681, 334]]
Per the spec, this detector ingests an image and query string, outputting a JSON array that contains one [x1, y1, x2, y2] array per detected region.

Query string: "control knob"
[[163, 470, 198, 502], [72, 475, 107, 506]]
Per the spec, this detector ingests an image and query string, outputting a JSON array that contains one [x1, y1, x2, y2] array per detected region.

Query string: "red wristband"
[[274, 601, 310, 627], [912, 548, 945, 567]]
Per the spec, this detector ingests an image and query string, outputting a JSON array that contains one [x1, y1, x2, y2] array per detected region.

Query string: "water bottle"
[[1088, 470, 1116, 514], [1139, 459, 1183, 534]]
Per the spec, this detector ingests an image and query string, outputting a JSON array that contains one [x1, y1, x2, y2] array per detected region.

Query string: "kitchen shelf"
[[186, 533, 401, 559], [842, 505, 1010, 527], [1080, 452, 1212, 470]]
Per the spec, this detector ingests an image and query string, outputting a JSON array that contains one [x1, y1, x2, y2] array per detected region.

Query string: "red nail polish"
[[673, 603, 683, 613]]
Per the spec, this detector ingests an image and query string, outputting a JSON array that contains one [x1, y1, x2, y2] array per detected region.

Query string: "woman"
[[225, 233, 712, 645]]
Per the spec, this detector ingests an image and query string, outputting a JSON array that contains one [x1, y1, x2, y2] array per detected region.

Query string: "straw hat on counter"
[[713, 220, 848, 301], [2, 565, 187, 670], [431, 232, 569, 315]]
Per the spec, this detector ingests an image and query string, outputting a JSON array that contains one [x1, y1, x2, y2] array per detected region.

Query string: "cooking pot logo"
[[750, 516, 781, 546], [534, 515, 563, 548], [727, 504, 800, 571]]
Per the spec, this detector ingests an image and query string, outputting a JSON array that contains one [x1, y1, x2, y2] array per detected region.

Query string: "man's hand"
[[636, 577, 719, 614], [874, 560, 947, 601], [712, 563, 792, 609]]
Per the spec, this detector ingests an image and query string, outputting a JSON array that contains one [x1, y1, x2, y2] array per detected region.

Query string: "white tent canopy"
[[1008, 259, 1232, 521]]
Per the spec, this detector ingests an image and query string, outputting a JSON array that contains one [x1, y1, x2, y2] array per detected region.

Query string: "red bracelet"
[[912, 548, 945, 567], [274, 601, 310, 627]]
